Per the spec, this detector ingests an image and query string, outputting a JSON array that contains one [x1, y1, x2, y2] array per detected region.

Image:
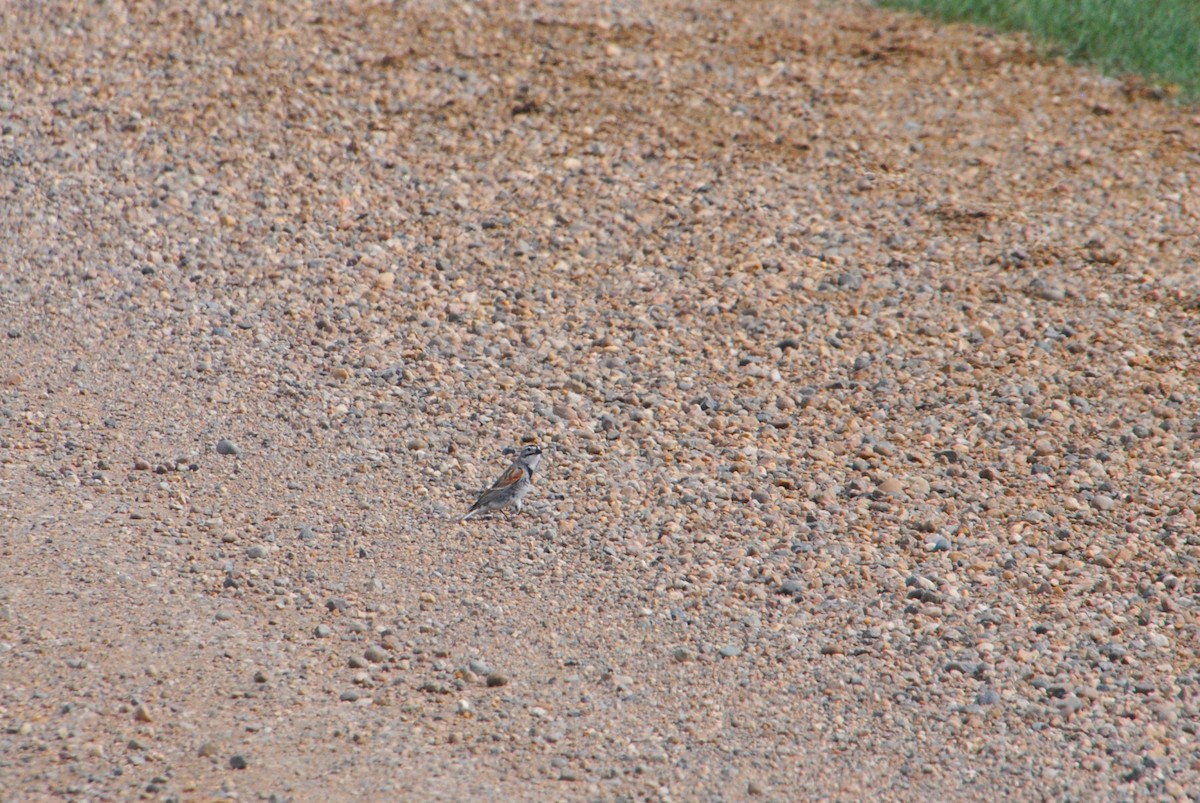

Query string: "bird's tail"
[[461, 508, 478, 521]]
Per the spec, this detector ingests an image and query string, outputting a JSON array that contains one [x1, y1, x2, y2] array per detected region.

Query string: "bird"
[[461, 444, 543, 521]]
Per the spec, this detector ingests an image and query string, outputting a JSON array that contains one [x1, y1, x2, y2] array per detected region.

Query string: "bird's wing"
[[488, 463, 527, 490]]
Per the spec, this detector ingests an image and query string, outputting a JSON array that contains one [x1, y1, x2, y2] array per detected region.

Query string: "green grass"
[[875, 0, 1200, 100]]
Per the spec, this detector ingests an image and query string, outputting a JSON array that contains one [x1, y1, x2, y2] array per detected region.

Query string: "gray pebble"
[[216, 438, 241, 456], [925, 535, 952, 552], [246, 545, 267, 559], [1028, 278, 1065, 301], [779, 578, 804, 595], [314, 624, 332, 638], [975, 687, 1000, 706], [229, 754, 248, 769], [719, 645, 743, 658], [339, 689, 360, 702], [468, 660, 492, 676], [1056, 695, 1085, 715], [836, 269, 863, 290], [364, 646, 387, 663]]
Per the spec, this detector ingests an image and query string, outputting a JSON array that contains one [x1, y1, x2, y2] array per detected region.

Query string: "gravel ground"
[[3, 0, 1200, 800]]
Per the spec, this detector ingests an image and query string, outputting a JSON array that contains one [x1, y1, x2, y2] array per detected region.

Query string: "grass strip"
[[875, 0, 1200, 100]]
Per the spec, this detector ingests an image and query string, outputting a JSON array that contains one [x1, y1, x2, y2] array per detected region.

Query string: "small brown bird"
[[461, 444, 543, 521]]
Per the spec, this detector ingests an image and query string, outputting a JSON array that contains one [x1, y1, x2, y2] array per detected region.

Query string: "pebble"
[[924, 535, 952, 552], [779, 579, 804, 596], [215, 439, 241, 456], [1056, 696, 1085, 716], [976, 687, 1000, 706], [719, 645, 743, 658], [229, 754, 248, 770], [1028, 278, 1066, 302]]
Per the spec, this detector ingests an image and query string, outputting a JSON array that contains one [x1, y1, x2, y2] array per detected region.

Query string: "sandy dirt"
[[2, 0, 1200, 800]]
